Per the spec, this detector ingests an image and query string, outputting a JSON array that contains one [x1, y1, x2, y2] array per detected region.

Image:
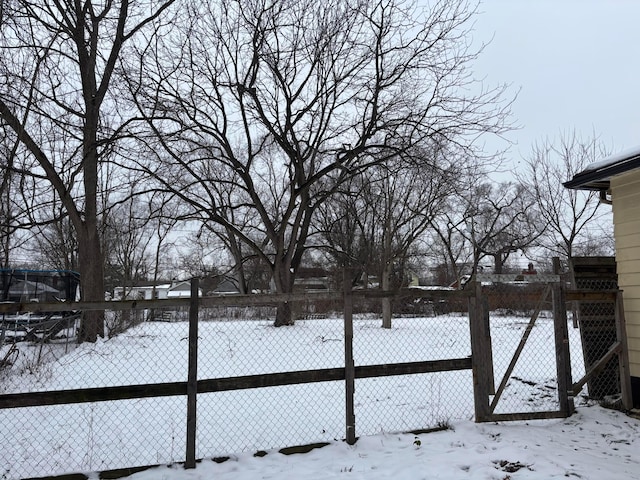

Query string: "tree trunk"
[[233, 264, 248, 295], [273, 262, 296, 327], [493, 253, 504, 274], [76, 228, 105, 342], [226, 227, 249, 294], [381, 263, 393, 329], [274, 301, 295, 327]]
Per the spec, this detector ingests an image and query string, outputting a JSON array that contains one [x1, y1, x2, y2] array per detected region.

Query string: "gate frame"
[[470, 258, 575, 423]]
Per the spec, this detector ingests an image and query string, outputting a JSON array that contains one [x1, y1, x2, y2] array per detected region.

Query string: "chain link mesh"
[[480, 278, 566, 415], [353, 314, 473, 434], [0, 276, 617, 479], [195, 302, 346, 458], [0, 307, 190, 479], [570, 276, 621, 403]]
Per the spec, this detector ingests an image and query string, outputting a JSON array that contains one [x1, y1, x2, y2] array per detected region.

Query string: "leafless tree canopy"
[[317, 141, 460, 327], [0, 0, 525, 330], [128, 0, 513, 325], [518, 131, 612, 263], [461, 181, 545, 275]]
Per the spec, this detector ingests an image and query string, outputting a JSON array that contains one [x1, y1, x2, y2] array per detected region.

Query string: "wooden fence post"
[[185, 278, 199, 469], [615, 291, 633, 410], [552, 258, 574, 416], [344, 269, 356, 445], [469, 280, 491, 422]]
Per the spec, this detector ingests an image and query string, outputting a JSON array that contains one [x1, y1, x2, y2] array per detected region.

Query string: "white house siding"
[[612, 169, 640, 377]]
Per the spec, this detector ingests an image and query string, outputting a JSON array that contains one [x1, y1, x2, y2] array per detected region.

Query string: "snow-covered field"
[[132, 404, 640, 480], [0, 312, 604, 479]]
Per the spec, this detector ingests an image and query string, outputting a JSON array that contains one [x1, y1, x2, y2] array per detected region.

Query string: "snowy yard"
[[0, 312, 607, 479], [132, 404, 640, 480]]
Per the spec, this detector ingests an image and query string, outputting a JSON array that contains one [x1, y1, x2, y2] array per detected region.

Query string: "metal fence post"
[[185, 277, 199, 469], [344, 269, 356, 445]]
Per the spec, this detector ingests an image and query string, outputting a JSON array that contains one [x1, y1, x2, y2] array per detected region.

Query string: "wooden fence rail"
[[0, 287, 473, 315]]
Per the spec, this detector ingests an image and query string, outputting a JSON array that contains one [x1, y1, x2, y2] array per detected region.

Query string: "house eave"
[[564, 151, 640, 191]]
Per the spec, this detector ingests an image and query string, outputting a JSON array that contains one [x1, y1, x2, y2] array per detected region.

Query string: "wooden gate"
[[469, 266, 574, 422]]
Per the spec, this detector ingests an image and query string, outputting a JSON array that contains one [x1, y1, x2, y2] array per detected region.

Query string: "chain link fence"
[[0, 305, 191, 479], [195, 304, 347, 458], [193, 291, 475, 461], [0, 288, 476, 479], [353, 313, 473, 435], [0, 273, 616, 479]]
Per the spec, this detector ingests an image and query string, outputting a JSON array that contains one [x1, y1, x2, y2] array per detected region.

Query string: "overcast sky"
[[470, 0, 640, 165]]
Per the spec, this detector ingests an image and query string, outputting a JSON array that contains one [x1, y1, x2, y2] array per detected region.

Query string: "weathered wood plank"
[[0, 382, 188, 409], [0, 358, 473, 409], [565, 290, 617, 302], [469, 281, 492, 422], [354, 358, 472, 378], [552, 257, 574, 416], [344, 271, 356, 445], [615, 292, 634, 410], [0, 288, 471, 315], [185, 279, 199, 469], [572, 341, 622, 395], [488, 411, 567, 422]]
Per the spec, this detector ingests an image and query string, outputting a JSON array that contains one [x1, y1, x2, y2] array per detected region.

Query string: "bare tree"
[[517, 131, 611, 266], [316, 175, 380, 288], [320, 142, 458, 327], [427, 207, 473, 287], [0, 122, 25, 267], [463, 181, 545, 274], [130, 0, 512, 326], [103, 198, 154, 293], [145, 193, 182, 300], [0, 0, 177, 341], [192, 170, 266, 295], [30, 216, 79, 272]]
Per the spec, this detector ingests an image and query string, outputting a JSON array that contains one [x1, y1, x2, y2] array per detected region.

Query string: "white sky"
[[470, 0, 640, 164]]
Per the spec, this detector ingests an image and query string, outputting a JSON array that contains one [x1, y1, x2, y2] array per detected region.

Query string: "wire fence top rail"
[[0, 287, 473, 314], [475, 273, 561, 283]]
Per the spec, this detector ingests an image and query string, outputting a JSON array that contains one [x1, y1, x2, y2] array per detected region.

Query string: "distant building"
[[113, 280, 201, 300], [293, 267, 331, 292], [0, 269, 79, 303]]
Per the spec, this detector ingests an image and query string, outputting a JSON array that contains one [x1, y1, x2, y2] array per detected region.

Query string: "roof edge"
[[563, 151, 640, 190]]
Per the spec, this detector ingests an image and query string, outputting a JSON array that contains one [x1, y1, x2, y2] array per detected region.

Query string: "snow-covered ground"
[[0, 312, 627, 479], [131, 403, 640, 480]]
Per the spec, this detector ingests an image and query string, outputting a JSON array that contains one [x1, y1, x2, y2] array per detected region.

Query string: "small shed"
[[0, 269, 79, 303], [565, 146, 640, 406], [113, 283, 171, 300], [7, 279, 61, 303], [114, 280, 202, 300]]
